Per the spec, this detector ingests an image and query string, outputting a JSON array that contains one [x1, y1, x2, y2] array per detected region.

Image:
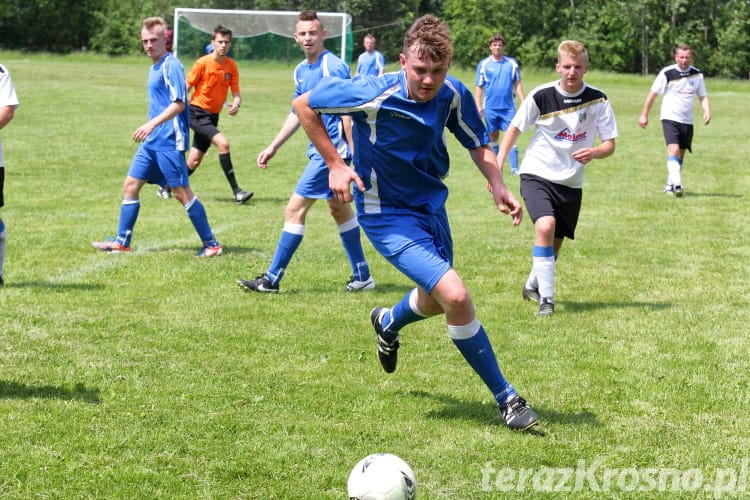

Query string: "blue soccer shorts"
[[359, 208, 453, 293], [128, 145, 189, 188], [484, 107, 516, 134]]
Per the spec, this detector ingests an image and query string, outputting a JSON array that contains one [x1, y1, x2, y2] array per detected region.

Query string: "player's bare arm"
[[257, 112, 301, 168], [133, 100, 185, 142], [471, 145, 523, 226], [293, 91, 364, 202]]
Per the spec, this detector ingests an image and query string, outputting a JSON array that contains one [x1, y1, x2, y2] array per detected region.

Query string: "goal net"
[[173, 8, 353, 65]]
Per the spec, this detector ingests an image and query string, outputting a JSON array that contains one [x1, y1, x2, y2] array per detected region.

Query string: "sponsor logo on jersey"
[[555, 128, 588, 143]]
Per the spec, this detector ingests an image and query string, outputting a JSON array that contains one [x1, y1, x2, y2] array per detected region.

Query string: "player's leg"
[[0, 167, 5, 284], [237, 193, 315, 292], [162, 150, 221, 257], [93, 147, 154, 252], [328, 198, 373, 291], [211, 132, 252, 203], [432, 269, 538, 430]]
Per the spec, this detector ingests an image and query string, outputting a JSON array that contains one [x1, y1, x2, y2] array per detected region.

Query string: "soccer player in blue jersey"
[[638, 44, 710, 197], [237, 10, 374, 293], [355, 34, 386, 78], [93, 17, 222, 257], [475, 34, 525, 174], [0, 63, 19, 287], [497, 40, 618, 317], [293, 15, 538, 430]]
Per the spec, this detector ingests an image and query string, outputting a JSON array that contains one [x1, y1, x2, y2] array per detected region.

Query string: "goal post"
[[173, 8, 353, 64]]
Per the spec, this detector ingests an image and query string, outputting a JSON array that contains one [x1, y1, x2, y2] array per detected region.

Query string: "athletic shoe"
[[673, 185, 683, 197], [92, 239, 131, 253], [371, 307, 399, 373], [237, 274, 279, 293], [499, 395, 539, 430], [157, 187, 172, 199], [522, 286, 540, 303], [345, 275, 375, 292], [195, 242, 223, 258], [511, 168, 519, 175], [234, 190, 254, 205], [538, 297, 555, 317], [663, 184, 674, 195]]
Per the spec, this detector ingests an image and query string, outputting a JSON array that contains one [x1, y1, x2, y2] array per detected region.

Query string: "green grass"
[[0, 50, 748, 498]]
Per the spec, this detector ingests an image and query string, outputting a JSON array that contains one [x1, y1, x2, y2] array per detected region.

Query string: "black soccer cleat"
[[234, 190, 254, 205], [237, 274, 279, 293], [522, 286, 540, 303], [499, 395, 539, 431], [537, 297, 555, 317], [370, 307, 399, 373]]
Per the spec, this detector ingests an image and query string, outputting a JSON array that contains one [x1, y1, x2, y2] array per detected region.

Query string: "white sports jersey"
[[513, 81, 618, 188], [0, 64, 20, 167], [651, 64, 707, 124]]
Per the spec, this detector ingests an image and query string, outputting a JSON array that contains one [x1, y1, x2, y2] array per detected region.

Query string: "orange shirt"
[[186, 54, 240, 114]]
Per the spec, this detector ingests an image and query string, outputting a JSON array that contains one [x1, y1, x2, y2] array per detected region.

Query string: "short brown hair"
[[213, 25, 232, 40], [489, 34, 505, 46], [403, 15, 453, 64]]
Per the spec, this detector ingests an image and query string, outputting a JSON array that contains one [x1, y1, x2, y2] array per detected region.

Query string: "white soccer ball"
[[347, 453, 417, 500]]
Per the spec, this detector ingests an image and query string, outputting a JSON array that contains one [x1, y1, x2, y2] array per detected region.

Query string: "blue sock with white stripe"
[[380, 288, 427, 340], [116, 199, 140, 247], [449, 318, 517, 405], [267, 222, 304, 285], [184, 196, 215, 245], [338, 218, 370, 281]]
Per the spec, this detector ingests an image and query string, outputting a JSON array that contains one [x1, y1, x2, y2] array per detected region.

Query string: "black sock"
[[219, 153, 240, 192]]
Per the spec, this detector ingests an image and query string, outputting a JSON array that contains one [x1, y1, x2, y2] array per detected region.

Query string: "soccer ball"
[[347, 453, 417, 500]]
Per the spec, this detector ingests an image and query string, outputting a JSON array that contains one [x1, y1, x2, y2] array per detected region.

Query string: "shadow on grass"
[[2, 282, 105, 291], [680, 191, 742, 198], [407, 389, 600, 433], [0, 381, 101, 403], [562, 301, 673, 313]]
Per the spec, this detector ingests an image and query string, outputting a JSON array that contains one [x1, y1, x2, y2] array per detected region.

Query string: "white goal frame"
[[173, 8, 352, 61]]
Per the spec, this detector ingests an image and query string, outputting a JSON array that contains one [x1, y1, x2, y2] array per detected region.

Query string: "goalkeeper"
[[158, 25, 254, 205]]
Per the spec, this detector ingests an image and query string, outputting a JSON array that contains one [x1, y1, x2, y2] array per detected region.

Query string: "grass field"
[[0, 51, 748, 498]]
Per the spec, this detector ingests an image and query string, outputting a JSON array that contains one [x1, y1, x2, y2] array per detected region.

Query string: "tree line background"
[[1, 0, 748, 78]]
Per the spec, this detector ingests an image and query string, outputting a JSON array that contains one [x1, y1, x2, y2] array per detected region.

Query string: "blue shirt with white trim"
[[146, 52, 190, 151], [307, 71, 489, 215], [293, 50, 351, 160]]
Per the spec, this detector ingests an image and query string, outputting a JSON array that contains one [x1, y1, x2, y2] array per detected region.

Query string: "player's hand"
[[638, 115, 648, 129], [133, 123, 154, 142], [572, 148, 595, 165], [228, 102, 240, 116], [329, 164, 364, 203], [256, 147, 275, 169], [490, 183, 523, 226]]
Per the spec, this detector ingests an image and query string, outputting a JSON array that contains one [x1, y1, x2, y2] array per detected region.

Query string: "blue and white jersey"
[[475, 55, 521, 111], [293, 50, 351, 160], [512, 81, 618, 188], [651, 64, 708, 124], [307, 71, 489, 215], [145, 53, 189, 151], [356, 50, 386, 77]]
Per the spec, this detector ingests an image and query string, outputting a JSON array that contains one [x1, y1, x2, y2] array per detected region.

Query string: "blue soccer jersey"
[[293, 50, 351, 160], [475, 55, 521, 111], [356, 50, 386, 77], [145, 53, 190, 151], [307, 72, 489, 215]]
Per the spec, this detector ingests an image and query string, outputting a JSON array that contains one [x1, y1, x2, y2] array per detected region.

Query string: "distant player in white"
[[497, 40, 618, 317], [294, 15, 538, 431], [638, 43, 710, 197], [0, 63, 19, 287]]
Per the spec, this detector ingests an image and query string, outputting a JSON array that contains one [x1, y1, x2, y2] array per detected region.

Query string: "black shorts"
[[520, 174, 582, 240], [189, 105, 220, 152], [661, 119, 693, 152]]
